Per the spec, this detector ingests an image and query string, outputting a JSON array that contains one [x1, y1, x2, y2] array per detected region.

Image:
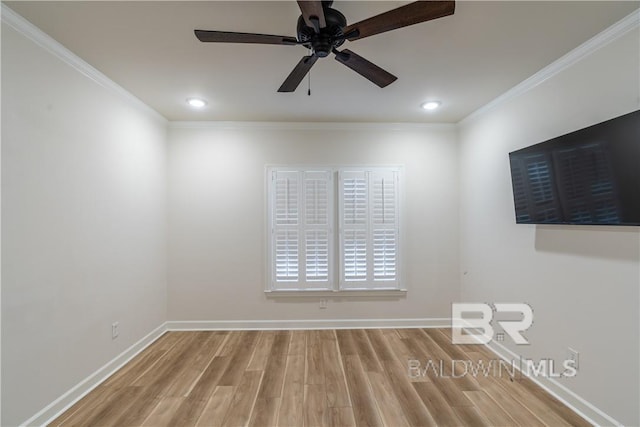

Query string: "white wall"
[[3, 4, 639, 425], [1, 25, 168, 426], [167, 124, 459, 322], [459, 28, 640, 426]]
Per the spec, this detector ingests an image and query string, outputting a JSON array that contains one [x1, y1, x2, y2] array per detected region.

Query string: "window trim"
[[265, 165, 404, 294]]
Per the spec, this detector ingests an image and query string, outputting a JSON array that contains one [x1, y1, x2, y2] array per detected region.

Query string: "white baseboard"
[[166, 318, 450, 331], [483, 338, 621, 427], [19, 318, 444, 425], [455, 319, 621, 426], [25, 318, 615, 427], [22, 323, 168, 427]]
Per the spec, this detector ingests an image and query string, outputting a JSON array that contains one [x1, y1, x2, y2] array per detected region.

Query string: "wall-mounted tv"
[[509, 109, 640, 226]]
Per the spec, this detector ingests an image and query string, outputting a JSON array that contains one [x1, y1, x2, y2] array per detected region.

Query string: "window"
[[267, 167, 401, 292], [269, 169, 334, 290], [339, 169, 400, 289]]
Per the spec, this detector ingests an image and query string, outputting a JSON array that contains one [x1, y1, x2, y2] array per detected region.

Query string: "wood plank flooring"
[[49, 329, 591, 426]]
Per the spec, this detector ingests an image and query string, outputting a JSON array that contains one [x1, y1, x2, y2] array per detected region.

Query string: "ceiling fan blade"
[[194, 30, 298, 45], [334, 49, 397, 88], [297, 1, 326, 32], [342, 1, 455, 41], [278, 55, 318, 92]]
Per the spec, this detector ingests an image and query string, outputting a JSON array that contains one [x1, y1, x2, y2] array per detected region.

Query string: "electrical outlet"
[[319, 299, 328, 309], [568, 347, 579, 370], [112, 322, 119, 339]]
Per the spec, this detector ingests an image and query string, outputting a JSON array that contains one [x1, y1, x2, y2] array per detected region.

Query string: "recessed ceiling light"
[[187, 98, 207, 108], [421, 101, 441, 111]]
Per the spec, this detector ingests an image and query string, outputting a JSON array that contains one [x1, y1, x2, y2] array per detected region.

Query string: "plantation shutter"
[[273, 171, 300, 286], [371, 170, 398, 283], [303, 171, 332, 285], [269, 166, 400, 292], [341, 171, 368, 284], [270, 169, 333, 290], [339, 169, 400, 289]]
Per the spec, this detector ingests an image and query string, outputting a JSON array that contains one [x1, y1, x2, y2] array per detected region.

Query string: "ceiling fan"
[[194, 1, 455, 93]]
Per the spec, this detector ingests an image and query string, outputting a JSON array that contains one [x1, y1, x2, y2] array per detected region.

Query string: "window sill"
[[265, 288, 407, 298]]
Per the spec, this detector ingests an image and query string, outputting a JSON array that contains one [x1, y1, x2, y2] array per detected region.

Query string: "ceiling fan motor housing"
[[296, 7, 347, 58]]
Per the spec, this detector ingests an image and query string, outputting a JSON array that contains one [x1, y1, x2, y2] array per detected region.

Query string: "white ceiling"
[[5, 1, 638, 123]]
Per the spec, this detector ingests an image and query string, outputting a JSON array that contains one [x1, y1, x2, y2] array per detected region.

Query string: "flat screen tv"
[[508, 109, 640, 226]]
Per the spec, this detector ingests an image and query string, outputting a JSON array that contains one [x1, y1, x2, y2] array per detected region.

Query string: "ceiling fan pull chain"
[[308, 48, 312, 96]]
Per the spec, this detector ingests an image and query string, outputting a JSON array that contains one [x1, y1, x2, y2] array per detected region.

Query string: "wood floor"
[[50, 329, 591, 427]]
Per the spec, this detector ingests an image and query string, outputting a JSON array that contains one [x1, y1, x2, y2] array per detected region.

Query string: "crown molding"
[[168, 120, 457, 131], [3, 3, 637, 130], [461, 8, 640, 126], [1, 4, 167, 124]]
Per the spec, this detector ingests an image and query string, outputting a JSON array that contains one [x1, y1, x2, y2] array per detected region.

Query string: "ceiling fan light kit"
[[194, 0, 455, 93]]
